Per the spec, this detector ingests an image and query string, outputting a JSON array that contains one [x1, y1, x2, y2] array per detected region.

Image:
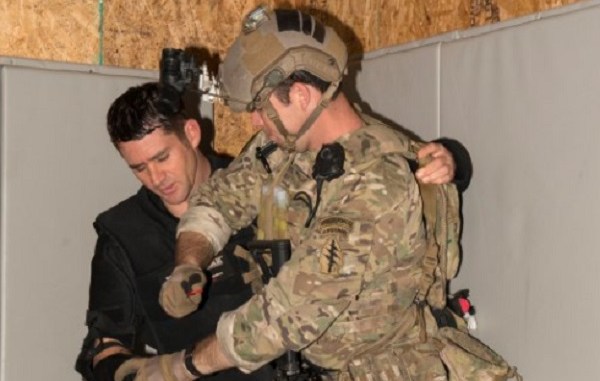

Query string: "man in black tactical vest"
[[74, 82, 274, 381]]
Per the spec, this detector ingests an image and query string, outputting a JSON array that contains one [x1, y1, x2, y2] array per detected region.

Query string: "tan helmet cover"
[[219, 6, 348, 112]]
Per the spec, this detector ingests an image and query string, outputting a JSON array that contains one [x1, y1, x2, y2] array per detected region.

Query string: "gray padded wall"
[[346, 43, 440, 140], [348, 2, 600, 380], [0, 59, 154, 381]]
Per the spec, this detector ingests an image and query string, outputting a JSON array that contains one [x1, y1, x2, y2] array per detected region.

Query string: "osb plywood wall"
[[0, 0, 582, 155]]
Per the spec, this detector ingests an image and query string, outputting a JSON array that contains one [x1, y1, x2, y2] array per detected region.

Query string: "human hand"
[[114, 351, 194, 381], [415, 142, 456, 185], [159, 264, 206, 318]]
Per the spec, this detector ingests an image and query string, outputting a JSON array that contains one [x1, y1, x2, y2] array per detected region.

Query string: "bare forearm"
[[175, 231, 215, 269], [190, 335, 235, 375]]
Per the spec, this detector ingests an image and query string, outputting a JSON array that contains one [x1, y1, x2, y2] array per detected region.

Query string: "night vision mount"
[[158, 48, 221, 115]]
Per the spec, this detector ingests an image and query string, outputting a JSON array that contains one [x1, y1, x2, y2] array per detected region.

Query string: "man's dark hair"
[[107, 82, 188, 146], [272, 70, 341, 105]]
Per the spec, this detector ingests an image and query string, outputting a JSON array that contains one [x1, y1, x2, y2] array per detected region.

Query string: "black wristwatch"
[[184, 345, 203, 378]]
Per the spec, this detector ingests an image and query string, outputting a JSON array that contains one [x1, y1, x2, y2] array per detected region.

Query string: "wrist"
[[184, 344, 204, 378]]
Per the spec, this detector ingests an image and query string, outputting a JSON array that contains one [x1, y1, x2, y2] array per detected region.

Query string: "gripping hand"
[[114, 351, 194, 381], [159, 264, 207, 318], [415, 142, 456, 185]]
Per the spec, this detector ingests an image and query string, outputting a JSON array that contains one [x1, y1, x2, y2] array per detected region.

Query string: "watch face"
[[242, 5, 269, 34]]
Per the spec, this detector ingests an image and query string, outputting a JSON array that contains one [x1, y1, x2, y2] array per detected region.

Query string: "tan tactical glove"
[[159, 264, 206, 318], [114, 351, 195, 381]]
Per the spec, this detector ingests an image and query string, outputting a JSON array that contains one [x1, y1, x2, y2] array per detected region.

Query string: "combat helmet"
[[219, 5, 348, 150]]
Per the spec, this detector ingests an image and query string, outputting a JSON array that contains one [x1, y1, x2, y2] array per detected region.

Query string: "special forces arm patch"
[[320, 239, 342, 274], [316, 217, 353, 275]]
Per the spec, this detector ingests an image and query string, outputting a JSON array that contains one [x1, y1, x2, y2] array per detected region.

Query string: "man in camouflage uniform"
[[116, 6, 472, 381]]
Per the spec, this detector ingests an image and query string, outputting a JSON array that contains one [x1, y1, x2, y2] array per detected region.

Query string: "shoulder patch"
[[319, 239, 344, 274]]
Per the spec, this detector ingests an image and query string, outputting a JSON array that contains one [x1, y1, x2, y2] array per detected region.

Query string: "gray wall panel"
[[442, 5, 600, 379], [0, 60, 155, 381], [347, 44, 440, 140]]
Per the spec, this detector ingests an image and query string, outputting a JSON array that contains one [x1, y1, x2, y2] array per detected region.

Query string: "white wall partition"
[[347, 2, 600, 380], [0, 58, 154, 381]]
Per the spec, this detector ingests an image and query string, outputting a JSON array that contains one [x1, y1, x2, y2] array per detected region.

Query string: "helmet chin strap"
[[263, 81, 340, 152]]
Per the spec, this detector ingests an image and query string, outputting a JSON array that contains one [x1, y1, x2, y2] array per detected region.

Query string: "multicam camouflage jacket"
[[178, 113, 441, 376]]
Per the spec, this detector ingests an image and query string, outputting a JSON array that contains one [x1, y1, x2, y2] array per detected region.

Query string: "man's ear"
[[184, 119, 201, 149], [290, 82, 314, 111]]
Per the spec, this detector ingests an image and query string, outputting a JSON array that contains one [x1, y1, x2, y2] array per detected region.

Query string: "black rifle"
[[247, 240, 324, 381]]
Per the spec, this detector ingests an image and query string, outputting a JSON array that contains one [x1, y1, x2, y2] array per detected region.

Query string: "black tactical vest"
[[93, 186, 254, 354]]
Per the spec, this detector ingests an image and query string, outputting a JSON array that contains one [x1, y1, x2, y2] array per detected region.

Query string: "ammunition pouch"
[[435, 327, 523, 381]]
